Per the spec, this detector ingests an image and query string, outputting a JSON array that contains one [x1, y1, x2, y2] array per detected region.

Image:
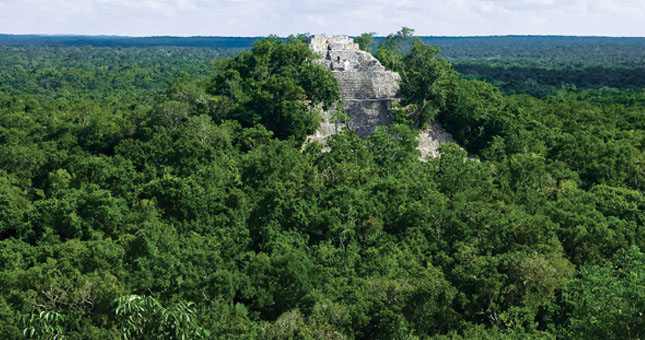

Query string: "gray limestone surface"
[[306, 35, 399, 141], [416, 122, 457, 160], [305, 35, 456, 159]]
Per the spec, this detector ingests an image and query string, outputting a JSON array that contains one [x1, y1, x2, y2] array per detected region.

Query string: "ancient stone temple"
[[306, 35, 456, 159], [306, 35, 400, 141]]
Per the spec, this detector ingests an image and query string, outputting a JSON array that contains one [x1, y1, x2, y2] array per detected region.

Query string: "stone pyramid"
[[306, 35, 456, 159]]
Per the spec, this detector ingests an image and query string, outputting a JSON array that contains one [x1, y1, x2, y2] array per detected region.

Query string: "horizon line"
[[2, 33, 645, 39]]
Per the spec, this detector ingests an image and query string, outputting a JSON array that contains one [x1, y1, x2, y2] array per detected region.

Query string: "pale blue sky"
[[0, 0, 643, 37]]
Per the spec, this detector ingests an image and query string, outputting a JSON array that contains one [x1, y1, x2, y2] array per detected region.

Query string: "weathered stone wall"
[[306, 35, 456, 159], [306, 35, 399, 141]]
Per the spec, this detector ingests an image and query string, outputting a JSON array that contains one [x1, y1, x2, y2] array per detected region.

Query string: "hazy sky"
[[0, 0, 644, 37]]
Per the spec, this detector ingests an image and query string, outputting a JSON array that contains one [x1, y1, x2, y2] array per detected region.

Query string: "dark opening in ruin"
[[336, 56, 341, 62]]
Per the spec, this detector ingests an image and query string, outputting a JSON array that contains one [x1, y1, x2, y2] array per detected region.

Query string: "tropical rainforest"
[[0, 30, 643, 339]]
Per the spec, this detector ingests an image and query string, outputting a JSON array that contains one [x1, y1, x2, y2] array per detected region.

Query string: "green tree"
[[152, 100, 190, 134], [208, 37, 340, 144], [400, 40, 454, 127], [375, 27, 417, 71], [557, 247, 645, 340], [115, 295, 208, 340], [21, 306, 66, 340], [374, 28, 455, 127], [353, 33, 375, 53]]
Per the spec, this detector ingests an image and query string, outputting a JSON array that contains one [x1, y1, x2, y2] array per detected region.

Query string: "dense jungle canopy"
[[0, 31, 643, 339]]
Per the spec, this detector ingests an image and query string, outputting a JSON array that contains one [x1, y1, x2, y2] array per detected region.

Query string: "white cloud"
[[0, 0, 643, 36]]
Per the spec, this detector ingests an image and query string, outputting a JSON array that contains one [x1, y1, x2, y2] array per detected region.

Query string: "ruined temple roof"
[[308, 35, 389, 73]]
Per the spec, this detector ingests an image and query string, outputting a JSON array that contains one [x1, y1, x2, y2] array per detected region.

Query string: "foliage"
[[0, 32, 643, 340], [207, 36, 340, 144], [375, 27, 417, 71], [21, 306, 66, 340], [115, 295, 208, 340], [554, 247, 645, 340], [375, 28, 455, 127], [353, 33, 375, 53]]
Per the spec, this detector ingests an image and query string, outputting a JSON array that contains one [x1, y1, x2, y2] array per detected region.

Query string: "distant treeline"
[[4, 34, 645, 96], [3, 35, 645, 65], [452, 63, 645, 96], [419, 36, 645, 67], [0, 34, 260, 49]]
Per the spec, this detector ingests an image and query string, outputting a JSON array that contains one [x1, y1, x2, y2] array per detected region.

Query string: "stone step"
[[313, 50, 386, 72], [334, 72, 400, 99]]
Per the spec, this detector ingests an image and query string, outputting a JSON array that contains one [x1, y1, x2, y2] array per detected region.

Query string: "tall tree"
[[208, 37, 340, 144]]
